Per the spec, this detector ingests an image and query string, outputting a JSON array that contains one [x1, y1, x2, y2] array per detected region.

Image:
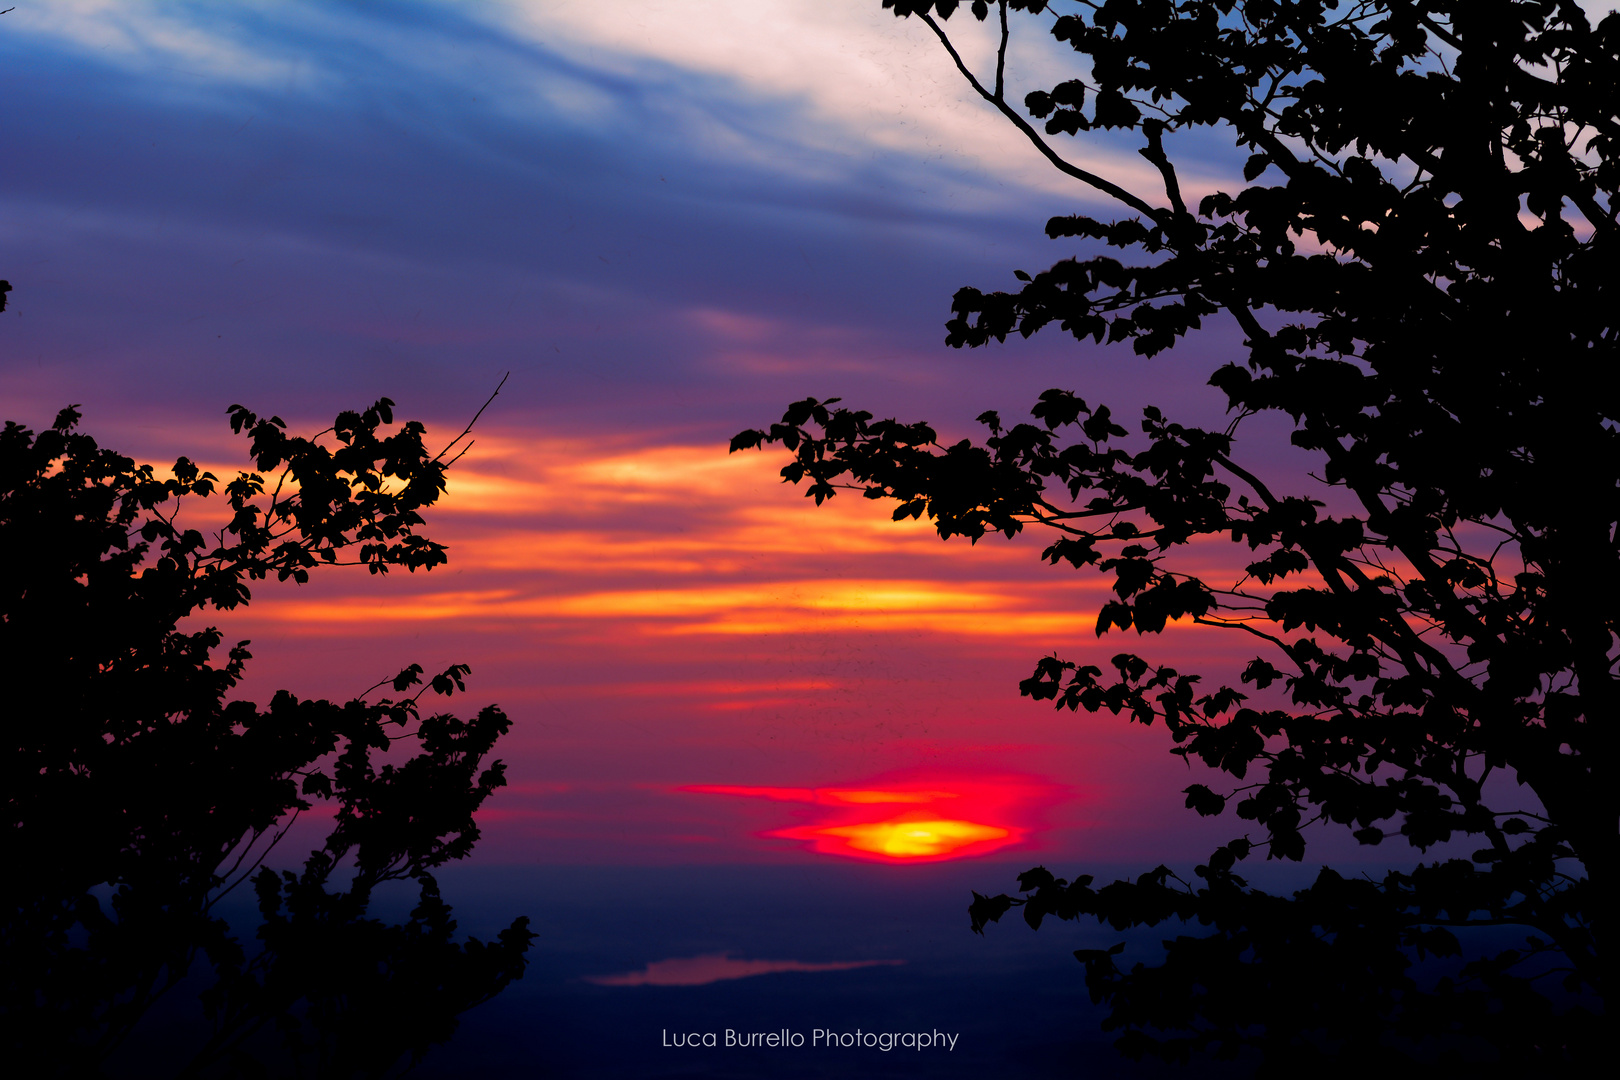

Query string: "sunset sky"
[[4, 0, 1309, 876], [18, 4, 1570, 1073], [11, 6, 1615, 1075]]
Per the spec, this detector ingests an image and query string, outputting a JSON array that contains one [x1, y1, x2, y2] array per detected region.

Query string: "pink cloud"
[[585, 952, 903, 987]]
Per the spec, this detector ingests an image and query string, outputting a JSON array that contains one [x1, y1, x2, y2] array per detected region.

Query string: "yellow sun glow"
[[816, 819, 1010, 858]]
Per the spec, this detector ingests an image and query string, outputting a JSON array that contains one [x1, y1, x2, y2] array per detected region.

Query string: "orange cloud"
[[205, 430, 1233, 648]]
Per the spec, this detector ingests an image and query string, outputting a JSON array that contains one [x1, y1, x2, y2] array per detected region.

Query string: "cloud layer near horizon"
[[586, 952, 903, 987]]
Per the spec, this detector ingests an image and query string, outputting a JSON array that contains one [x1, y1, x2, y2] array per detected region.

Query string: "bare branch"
[[916, 11, 1159, 218], [433, 370, 510, 463]]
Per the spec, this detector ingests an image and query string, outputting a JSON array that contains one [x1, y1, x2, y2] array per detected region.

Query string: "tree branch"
[[916, 11, 1160, 218], [433, 371, 510, 464]]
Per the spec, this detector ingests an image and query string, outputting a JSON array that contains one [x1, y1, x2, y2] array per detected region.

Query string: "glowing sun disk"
[[799, 818, 1011, 858]]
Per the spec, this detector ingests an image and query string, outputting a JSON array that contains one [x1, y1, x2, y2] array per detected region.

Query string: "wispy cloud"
[[5, 0, 311, 86], [219, 432, 1119, 642], [480, 0, 1179, 205], [586, 952, 902, 987], [7, 0, 1190, 208]]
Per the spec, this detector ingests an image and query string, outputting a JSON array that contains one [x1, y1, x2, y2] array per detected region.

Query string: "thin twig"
[[433, 371, 510, 463]]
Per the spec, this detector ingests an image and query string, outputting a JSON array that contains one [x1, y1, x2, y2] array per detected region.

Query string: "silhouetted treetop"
[[2, 395, 530, 1078], [737, 1, 1613, 1068]]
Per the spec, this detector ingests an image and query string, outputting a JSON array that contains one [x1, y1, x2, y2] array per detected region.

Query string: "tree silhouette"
[[735, 0, 1612, 1069], [1, 394, 532, 1077]]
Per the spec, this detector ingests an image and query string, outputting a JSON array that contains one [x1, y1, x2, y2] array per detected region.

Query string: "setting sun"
[[789, 818, 1013, 859], [683, 774, 1059, 863]]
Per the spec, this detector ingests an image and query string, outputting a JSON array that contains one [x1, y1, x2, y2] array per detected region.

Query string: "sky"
[[4, 0, 1342, 876], [20, 4, 1594, 1073]]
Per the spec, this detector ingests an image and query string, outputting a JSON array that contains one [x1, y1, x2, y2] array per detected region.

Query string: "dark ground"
[[403, 862, 1249, 1079]]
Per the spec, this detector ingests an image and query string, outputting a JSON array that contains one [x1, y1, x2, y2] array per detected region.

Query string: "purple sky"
[[4, 1, 1330, 870]]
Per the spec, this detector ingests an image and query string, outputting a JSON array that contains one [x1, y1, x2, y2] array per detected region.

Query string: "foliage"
[[0, 400, 531, 1077], [735, 0, 1614, 1068]]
